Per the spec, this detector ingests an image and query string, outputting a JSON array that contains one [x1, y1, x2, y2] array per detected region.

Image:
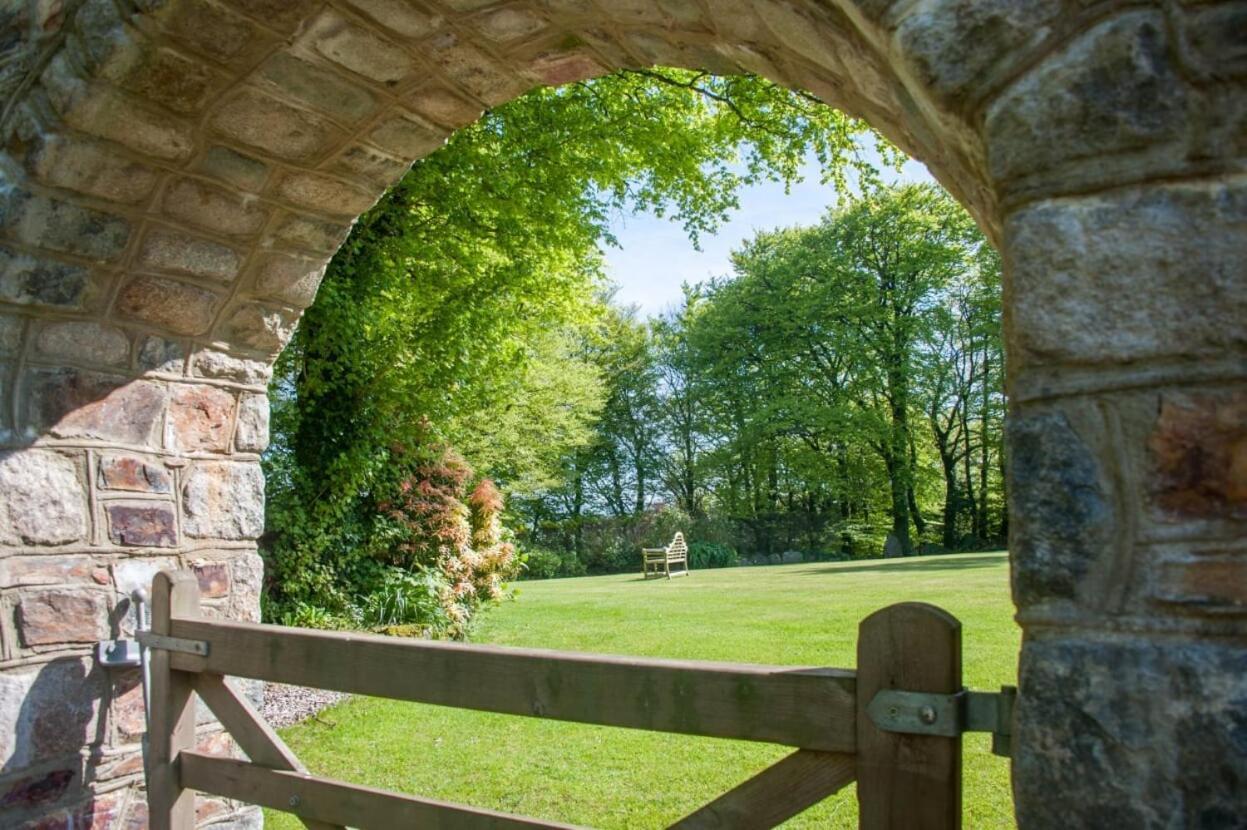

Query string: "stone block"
[[192, 561, 231, 598], [367, 115, 446, 159], [26, 370, 165, 445], [300, 10, 415, 85], [274, 172, 379, 217], [0, 247, 96, 311], [218, 0, 322, 32], [28, 134, 160, 204], [526, 49, 607, 87], [0, 372, 10, 440], [98, 455, 172, 494], [0, 188, 131, 262], [49, 71, 195, 161], [406, 83, 483, 129], [256, 52, 378, 124], [162, 0, 266, 63], [0, 556, 98, 588], [344, 0, 441, 38], [97, 749, 145, 782], [115, 275, 220, 336], [136, 335, 186, 374], [1181, 3, 1247, 79], [218, 304, 300, 354], [268, 212, 353, 255], [196, 146, 270, 193], [104, 43, 221, 115], [113, 557, 179, 605], [0, 657, 105, 769], [1004, 179, 1247, 365], [1148, 390, 1247, 522], [105, 502, 178, 548], [0, 313, 20, 355], [165, 384, 235, 453], [35, 321, 129, 367], [421, 31, 521, 103], [190, 349, 272, 386], [197, 796, 233, 825], [109, 669, 146, 741], [1155, 555, 1247, 612], [478, 7, 546, 42], [334, 144, 410, 188], [231, 551, 264, 623], [210, 87, 344, 162], [1014, 635, 1247, 827], [234, 392, 270, 452], [253, 254, 326, 307], [183, 461, 265, 540], [0, 769, 76, 814], [137, 228, 241, 283], [985, 12, 1190, 184], [0, 450, 87, 546], [162, 177, 269, 238], [1007, 410, 1112, 608], [896, 0, 1059, 106], [16, 590, 109, 646]]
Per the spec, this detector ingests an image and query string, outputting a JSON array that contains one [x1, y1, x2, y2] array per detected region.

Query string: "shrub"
[[274, 601, 354, 631], [521, 546, 586, 580], [688, 541, 738, 569], [359, 567, 450, 632]]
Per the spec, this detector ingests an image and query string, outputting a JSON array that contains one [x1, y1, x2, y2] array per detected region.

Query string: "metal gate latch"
[[867, 685, 1016, 757]]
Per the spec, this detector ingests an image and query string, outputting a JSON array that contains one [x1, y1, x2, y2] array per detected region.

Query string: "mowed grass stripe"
[[265, 552, 1019, 829]]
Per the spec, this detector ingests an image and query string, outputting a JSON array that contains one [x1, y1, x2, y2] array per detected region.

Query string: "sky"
[[603, 148, 936, 318]]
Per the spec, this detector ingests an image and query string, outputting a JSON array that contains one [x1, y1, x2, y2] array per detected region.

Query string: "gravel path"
[[261, 682, 350, 728]]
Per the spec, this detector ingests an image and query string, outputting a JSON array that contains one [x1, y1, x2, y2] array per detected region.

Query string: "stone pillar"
[[0, 366, 268, 826], [983, 8, 1247, 825]]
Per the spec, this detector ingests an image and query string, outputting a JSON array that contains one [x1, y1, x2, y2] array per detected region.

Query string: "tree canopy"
[[520, 185, 1004, 576], [262, 69, 889, 628]]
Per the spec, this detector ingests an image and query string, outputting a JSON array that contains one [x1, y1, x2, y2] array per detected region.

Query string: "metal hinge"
[[137, 631, 210, 657], [867, 685, 1016, 757]]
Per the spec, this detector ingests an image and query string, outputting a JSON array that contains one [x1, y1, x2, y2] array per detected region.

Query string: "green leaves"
[[264, 69, 881, 616]]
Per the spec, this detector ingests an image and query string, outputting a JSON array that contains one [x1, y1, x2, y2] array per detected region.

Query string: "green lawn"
[[266, 553, 1019, 828]]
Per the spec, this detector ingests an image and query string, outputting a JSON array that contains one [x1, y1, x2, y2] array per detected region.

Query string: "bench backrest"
[[667, 532, 687, 558]]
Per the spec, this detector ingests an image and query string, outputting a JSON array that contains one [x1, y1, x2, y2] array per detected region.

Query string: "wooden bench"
[[642, 532, 690, 579]]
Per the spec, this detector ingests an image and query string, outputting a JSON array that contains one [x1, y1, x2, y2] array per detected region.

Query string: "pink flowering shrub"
[[376, 446, 518, 636]]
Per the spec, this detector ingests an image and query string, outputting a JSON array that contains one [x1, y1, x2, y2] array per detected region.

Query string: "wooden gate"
[[140, 571, 1011, 830]]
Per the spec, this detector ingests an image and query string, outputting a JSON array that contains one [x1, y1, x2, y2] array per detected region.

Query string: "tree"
[[264, 68, 885, 614], [653, 288, 713, 518], [687, 185, 984, 557]]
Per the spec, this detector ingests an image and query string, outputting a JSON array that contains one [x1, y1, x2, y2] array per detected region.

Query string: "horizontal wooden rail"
[[166, 618, 856, 752], [180, 751, 580, 829]]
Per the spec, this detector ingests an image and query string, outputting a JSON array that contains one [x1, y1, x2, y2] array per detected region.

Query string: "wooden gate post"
[[149, 571, 202, 830], [855, 603, 962, 830]]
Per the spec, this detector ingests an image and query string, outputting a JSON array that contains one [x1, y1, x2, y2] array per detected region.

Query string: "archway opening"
[[256, 63, 1016, 828], [3, 1, 1236, 828]]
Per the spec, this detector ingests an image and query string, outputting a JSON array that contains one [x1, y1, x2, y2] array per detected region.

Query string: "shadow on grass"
[[788, 553, 1007, 578]]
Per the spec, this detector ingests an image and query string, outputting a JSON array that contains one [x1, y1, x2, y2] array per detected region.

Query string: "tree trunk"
[[572, 473, 585, 559], [939, 449, 959, 549]]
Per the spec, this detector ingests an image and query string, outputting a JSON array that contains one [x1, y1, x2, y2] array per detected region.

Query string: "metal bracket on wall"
[[94, 590, 148, 668], [867, 685, 1016, 757]]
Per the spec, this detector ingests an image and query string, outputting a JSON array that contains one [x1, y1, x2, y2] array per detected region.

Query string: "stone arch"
[[0, 1, 1242, 827]]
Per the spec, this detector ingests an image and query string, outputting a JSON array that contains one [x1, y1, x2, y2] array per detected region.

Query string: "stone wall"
[[0, 1, 1241, 827]]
